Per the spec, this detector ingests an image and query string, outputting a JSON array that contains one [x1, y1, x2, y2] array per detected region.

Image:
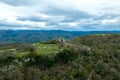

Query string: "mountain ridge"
[[0, 30, 120, 44]]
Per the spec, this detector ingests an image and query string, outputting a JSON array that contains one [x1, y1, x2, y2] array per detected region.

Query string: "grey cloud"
[[0, 20, 21, 27], [0, 0, 41, 6], [0, 23, 46, 30], [17, 14, 64, 26], [0, 19, 43, 29], [44, 7, 91, 17], [94, 13, 120, 20], [81, 23, 120, 31], [17, 15, 47, 22], [46, 22, 58, 26], [43, 7, 94, 22], [82, 24, 100, 30]]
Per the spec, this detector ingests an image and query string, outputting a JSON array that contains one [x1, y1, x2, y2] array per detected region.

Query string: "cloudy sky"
[[0, 0, 120, 31]]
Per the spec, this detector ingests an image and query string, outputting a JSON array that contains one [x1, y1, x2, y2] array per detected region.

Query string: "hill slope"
[[0, 34, 120, 80]]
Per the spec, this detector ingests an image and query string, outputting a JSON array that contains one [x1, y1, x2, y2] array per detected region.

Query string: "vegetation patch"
[[34, 43, 60, 55], [0, 34, 120, 80]]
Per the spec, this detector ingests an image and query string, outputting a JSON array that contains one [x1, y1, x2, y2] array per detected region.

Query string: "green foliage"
[[0, 51, 15, 66], [25, 67, 41, 80], [5, 69, 24, 80], [55, 49, 78, 63], [16, 44, 35, 52], [0, 34, 120, 80]]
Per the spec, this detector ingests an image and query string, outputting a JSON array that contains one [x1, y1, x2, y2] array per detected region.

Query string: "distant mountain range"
[[0, 30, 120, 44]]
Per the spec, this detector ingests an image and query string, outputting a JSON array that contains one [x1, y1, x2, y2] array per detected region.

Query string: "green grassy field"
[[16, 52, 29, 58], [34, 43, 60, 55], [0, 43, 62, 58], [94, 34, 111, 36]]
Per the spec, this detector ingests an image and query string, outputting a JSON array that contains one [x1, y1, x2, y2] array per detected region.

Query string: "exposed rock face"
[[57, 37, 91, 54], [58, 37, 66, 49]]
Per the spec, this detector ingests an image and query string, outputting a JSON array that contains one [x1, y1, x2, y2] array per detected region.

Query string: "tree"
[[6, 69, 24, 80], [25, 67, 41, 80]]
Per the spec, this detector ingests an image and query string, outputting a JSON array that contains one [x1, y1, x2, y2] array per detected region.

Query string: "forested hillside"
[[0, 30, 120, 43], [0, 34, 120, 80]]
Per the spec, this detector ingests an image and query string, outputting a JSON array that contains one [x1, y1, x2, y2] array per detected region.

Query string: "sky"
[[0, 0, 120, 31]]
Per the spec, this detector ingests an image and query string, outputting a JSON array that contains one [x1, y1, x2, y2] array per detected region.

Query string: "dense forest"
[[0, 30, 120, 43], [0, 34, 120, 80]]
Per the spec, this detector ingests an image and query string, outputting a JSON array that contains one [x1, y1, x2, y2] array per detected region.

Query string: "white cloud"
[[43, 0, 120, 15], [101, 19, 118, 25], [0, 0, 120, 30], [59, 22, 78, 27]]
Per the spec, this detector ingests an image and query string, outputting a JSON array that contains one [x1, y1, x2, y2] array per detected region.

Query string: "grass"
[[0, 49, 15, 53], [16, 52, 29, 58], [94, 34, 111, 36], [34, 43, 60, 55], [1, 43, 61, 58]]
